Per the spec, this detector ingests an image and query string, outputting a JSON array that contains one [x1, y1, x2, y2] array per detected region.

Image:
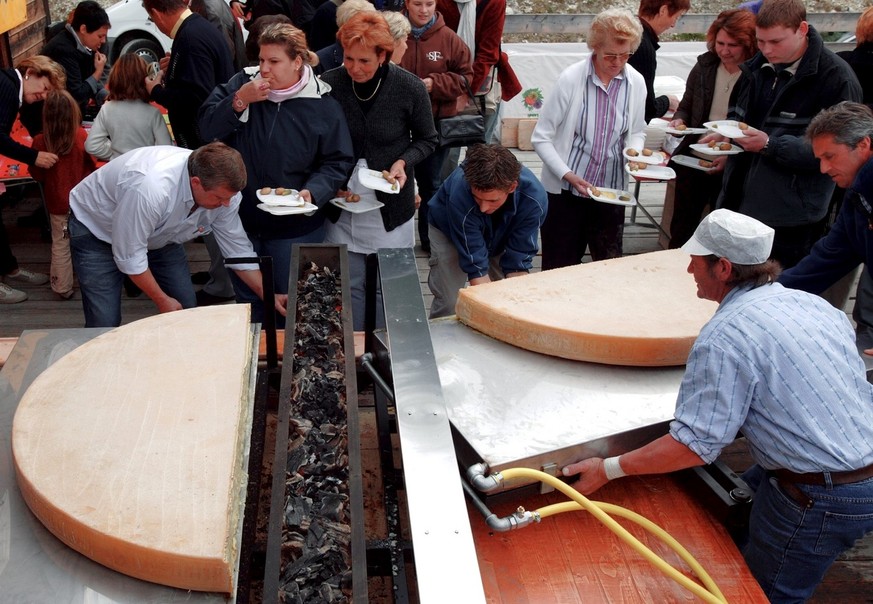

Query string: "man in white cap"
[[563, 209, 873, 603]]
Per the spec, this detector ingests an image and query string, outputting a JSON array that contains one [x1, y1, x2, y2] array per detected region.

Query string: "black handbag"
[[437, 78, 486, 148]]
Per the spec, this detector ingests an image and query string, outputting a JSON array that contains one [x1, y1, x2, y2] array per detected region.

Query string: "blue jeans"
[[229, 226, 325, 326], [740, 464, 873, 603], [69, 213, 196, 327]]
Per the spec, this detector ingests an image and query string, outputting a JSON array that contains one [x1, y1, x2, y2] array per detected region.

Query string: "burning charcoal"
[[279, 261, 352, 599]]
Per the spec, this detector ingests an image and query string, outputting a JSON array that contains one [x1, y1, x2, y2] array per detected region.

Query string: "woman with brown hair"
[[667, 8, 757, 248], [85, 53, 172, 161], [320, 11, 438, 329], [199, 22, 354, 324], [0, 55, 66, 304]]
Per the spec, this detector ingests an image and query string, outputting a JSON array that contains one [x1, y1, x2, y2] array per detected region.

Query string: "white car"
[[104, 0, 172, 64], [104, 0, 245, 64]]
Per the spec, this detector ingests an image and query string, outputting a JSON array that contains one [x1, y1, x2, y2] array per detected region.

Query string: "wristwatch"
[[233, 93, 246, 112]]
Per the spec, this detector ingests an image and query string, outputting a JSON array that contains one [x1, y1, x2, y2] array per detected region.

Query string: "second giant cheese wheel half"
[[455, 249, 718, 366]]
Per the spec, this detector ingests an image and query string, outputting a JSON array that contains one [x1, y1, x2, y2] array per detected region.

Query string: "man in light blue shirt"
[[69, 142, 286, 327], [563, 209, 873, 602]]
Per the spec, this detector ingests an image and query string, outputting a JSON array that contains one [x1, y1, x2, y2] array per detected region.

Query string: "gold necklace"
[[352, 77, 382, 102]]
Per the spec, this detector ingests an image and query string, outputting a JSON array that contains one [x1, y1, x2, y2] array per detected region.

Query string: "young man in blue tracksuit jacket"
[[427, 143, 547, 318]]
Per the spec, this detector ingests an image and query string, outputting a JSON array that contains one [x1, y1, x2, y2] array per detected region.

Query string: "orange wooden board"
[[472, 474, 768, 603], [455, 249, 718, 366]]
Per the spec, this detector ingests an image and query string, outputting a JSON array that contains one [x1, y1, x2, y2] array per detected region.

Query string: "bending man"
[[69, 142, 286, 327]]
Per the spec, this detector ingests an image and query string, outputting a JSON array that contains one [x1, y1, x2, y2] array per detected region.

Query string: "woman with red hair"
[[321, 11, 438, 330], [667, 8, 758, 247]]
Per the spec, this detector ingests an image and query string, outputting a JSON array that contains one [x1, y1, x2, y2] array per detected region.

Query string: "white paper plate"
[[256, 202, 317, 216], [690, 143, 744, 156], [256, 188, 303, 206], [623, 148, 667, 165], [665, 126, 709, 136], [625, 163, 677, 180], [586, 187, 636, 207], [357, 168, 400, 194], [703, 120, 748, 139], [329, 196, 384, 214], [671, 154, 717, 172]]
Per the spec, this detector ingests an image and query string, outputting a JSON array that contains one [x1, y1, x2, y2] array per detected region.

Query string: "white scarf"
[[455, 0, 476, 57]]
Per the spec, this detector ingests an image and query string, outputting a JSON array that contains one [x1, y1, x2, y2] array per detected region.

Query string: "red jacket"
[[400, 12, 473, 119], [436, 0, 520, 100], [30, 129, 97, 215]]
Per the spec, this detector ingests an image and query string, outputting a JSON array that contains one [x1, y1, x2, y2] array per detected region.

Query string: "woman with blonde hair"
[[199, 22, 354, 324], [85, 53, 172, 160], [0, 55, 66, 303], [532, 8, 646, 269]]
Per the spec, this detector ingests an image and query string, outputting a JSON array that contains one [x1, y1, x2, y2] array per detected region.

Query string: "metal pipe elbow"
[[467, 462, 502, 493], [484, 508, 540, 532]]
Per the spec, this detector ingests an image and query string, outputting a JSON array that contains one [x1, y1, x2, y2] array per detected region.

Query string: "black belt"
[[772, 462, 873, 486]]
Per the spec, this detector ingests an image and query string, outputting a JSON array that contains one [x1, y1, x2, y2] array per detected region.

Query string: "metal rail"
[[375, 248, 486, 603]]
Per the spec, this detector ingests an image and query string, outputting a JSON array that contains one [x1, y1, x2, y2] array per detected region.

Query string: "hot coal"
[[278, 263, 352, 604]]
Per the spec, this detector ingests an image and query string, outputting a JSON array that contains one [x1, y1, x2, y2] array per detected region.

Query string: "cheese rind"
[[12, 305, 253, 592], [455, 250, 718, 366]]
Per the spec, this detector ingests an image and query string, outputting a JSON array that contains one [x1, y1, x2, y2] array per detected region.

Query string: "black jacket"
[[718, 26, 862, 227], [321, 64, 438, 231], [0, 70, 38, 166], [199, 68, 354, 239], [838, 42, 873, 106], [628, 18, 670, 122], [150, 14, 234, 149]]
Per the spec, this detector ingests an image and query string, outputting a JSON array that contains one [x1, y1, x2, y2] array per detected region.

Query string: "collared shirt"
[[65, 23, 93, 55], [565, 57, 631, 194], [69, 146, 257, 275], [170, 8, 194, 39], [670, 282, 873, 473]]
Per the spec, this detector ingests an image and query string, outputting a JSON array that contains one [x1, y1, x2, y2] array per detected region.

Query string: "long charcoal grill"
[[262, 244, 366, 603]]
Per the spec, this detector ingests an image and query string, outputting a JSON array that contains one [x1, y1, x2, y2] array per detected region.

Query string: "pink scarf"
[[264, 65, 310, 103]]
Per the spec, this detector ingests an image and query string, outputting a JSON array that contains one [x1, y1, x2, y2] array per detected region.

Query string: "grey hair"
[[381, 10, 410, 42], [588, 8, 644, 53], [806, 102, 873, 149]]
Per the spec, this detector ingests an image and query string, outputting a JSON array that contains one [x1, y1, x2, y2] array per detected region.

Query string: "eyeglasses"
[[601, 52, 634, 62]]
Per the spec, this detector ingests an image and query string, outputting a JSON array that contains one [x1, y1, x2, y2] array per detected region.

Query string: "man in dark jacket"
[[427, 144, 547, 318], [780, 101, 873, 359], [714, 0, 862, 269], [628, 0, 687, 122], [190, 0, 248, 71], [144, 0, 234, 149], [144, 0, 237, 305]]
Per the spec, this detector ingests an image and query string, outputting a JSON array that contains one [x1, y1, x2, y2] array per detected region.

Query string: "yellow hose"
[[500, 467, 728, 604]]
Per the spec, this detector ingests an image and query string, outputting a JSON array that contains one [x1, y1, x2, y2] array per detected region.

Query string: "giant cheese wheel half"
[[455, 249, 718, 366], [12, 305, 254, 593]]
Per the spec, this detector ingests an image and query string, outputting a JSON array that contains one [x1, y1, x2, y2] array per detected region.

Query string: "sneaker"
[[0, 283, 27, 304], [5, 268, 49, 286]]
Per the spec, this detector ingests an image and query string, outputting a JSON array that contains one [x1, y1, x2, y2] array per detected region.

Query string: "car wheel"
[[118, 37, 164, 64]]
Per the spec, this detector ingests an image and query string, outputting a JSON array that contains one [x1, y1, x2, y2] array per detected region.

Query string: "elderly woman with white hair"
[[382, 10, 411, 64], [532, 8, 646, 270]]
